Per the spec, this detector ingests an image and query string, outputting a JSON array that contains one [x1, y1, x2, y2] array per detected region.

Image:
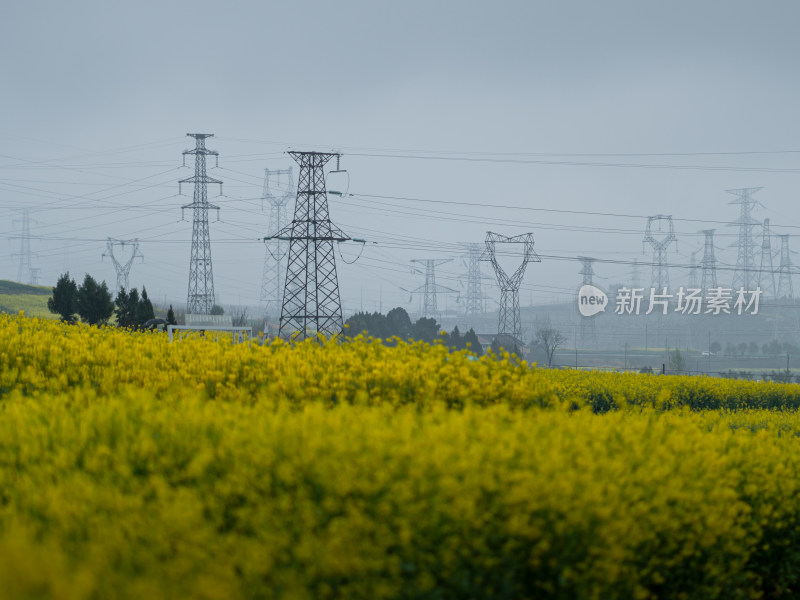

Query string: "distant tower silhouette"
[[13, 208, 39, 285], [463, 243, 485, 316], [409, 259, 457, 320], [700, 230, 718, 292], [727, 187, 761, 291], [688, 250, 700, 289], [102, 238, 143, 292], [482, 232, 540, 338], [579, 256, 595, 286], [260, 167, 294, 318], [179, 133, 223, 314], [578, 256, 598, 347], [629, 258, 642, 288], [777, 234, 794, 299], [757, 218, 776, 297], [643, 215, 677, 290]]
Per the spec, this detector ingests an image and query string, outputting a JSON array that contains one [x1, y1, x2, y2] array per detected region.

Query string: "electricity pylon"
[[482, 232, 540, 339], [643, 215, 677, 290], [462, 243, 485, 316], [700, 230, 718, 293], [578, 256, 598, 347], [179, 133, 223, 315], [758, 218, 776, 298], [777, 234, 794, 300], [260, 167, 294, 319], [688, 250, 700, 289], [12, 208, 39, 285], [102, 238, 143, 292], [727, 187, 762, 291], [409, 259, 457, 320], [267, 151, 351, 340]]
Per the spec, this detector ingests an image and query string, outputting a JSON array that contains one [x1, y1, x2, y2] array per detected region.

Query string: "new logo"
[[578, 285, 608, 317]]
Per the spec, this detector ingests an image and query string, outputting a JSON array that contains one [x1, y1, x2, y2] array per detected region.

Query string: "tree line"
[[48, 272, 177, 328], [344, 307, 483, 356]]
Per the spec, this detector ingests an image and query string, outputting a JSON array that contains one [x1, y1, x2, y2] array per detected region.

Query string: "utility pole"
[[260, 167, 294, 319], [758, 218, 776, 298], [727, 187, 762, 291], [409, 259, 457, 320], [643, 215, 677, 291], [102, 238, 143, 293], [482, 231, 540, 339], [179, 133, 223, 315], [700, 229, 718, 293], [267, 151, 351, 340]]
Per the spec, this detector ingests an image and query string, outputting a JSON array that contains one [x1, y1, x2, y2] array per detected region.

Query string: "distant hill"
[[0, 280, 51, 296], [0, 280, 55, 318]]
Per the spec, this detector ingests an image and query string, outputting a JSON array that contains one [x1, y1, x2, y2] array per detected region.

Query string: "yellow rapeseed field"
[[2, 313, 800, 599]]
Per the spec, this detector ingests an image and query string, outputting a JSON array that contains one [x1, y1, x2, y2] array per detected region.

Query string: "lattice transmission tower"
[[700, 229, 718, 292], [462, 243, 486, 315], [260, 168, 294, 318], [643, 215, 677, 290], [179, 133, 223, 315], [578, 256, 598, 347], [482, 232, 540, 338], [266, 152, 351, 340], [727, 187, 762, 291], [777, 234, 794, 299], [102, 238, 143, 293], [12, 208, 39, 285], [629, 258, 642, 288], [757, 218, 776, 298], [688, 250, 700, 289], [409, 259, 457, 320]]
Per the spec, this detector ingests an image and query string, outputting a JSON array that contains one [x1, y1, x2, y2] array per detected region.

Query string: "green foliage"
[[344, 311, 393, 339], [166, 305, 177, 326], [344, 307, 443, 345], [386, 306, 412, 339], [47, 272, 78, 323], [410, 316, 440, 344], [76, 274, 114, 326], [115, 287, 156, 330], [135, 287, 155, 325], [210, 304, 224, 315], [345, 310, 483, 357], [462, 328, 483, 357]]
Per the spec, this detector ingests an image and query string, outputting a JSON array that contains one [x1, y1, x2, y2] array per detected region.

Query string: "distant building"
[[476, 333, 528, 355]]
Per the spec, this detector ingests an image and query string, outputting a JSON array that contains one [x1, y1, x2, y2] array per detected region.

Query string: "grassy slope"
[[0, 280, 55, 318]]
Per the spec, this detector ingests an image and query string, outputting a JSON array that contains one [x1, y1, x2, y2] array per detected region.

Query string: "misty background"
[[2, 1, 800, 331]]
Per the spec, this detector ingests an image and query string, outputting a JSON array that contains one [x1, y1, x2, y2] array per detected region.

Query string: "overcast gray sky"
[[2, 0, 800, 316]]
